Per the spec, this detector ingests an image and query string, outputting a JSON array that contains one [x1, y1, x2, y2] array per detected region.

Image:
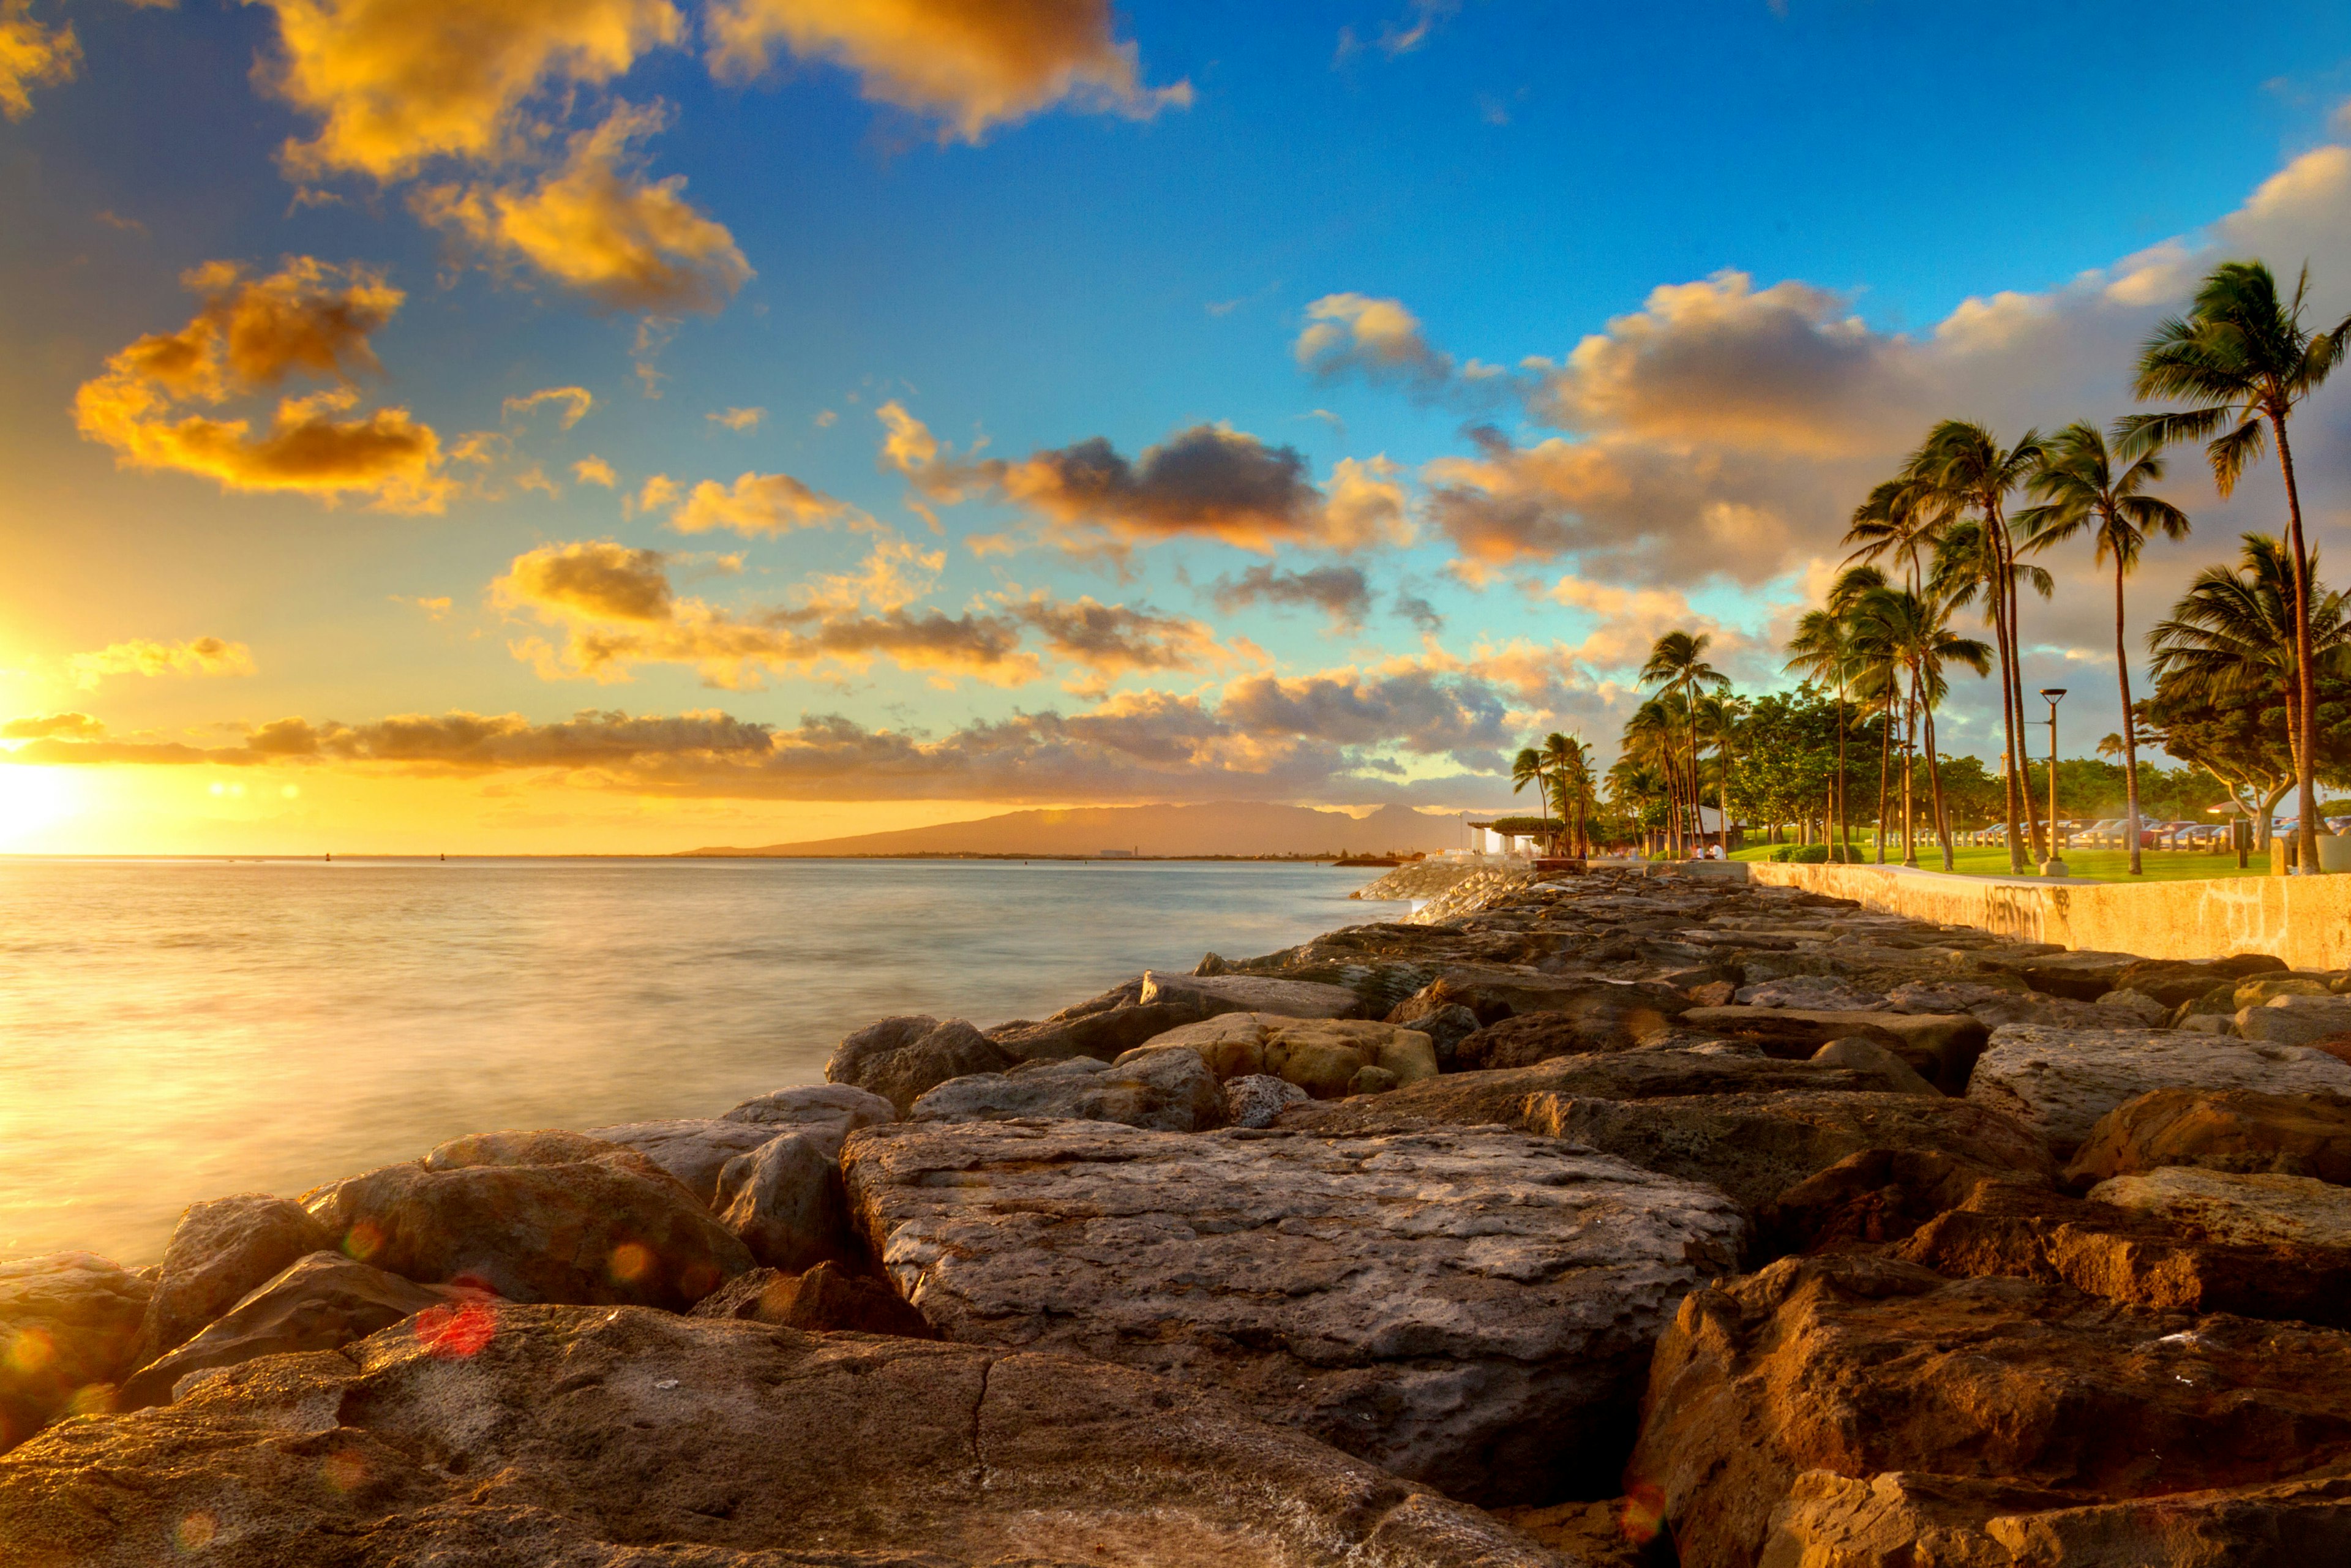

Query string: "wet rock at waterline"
[[688, 1261, 939, 1338], [0, 1254, 150, 1454], [842, 1117, 1744, 1506], [128, 1193, 331, 1367], [822, 1015, 1014, 1116], [0, 1307, 1556, 1567], [909, 1048, 1227, 1131]]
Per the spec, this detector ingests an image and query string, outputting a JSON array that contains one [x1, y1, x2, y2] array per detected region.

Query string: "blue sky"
[[2, 0, 2349, 850]]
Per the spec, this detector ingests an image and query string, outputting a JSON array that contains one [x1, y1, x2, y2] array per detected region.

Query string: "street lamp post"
[[2039, 688, 2068, 877]]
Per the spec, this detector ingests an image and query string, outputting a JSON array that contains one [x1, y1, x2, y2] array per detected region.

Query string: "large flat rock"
[[909, 1049, 1227, 1130], [0, 1305, 1556, 1567], [842, 1118, 1745, 1505], [2088, 1166, 2351, 1251], [2064, 1087, 2351, 1187], [1967, 1027, 2351, 1158]]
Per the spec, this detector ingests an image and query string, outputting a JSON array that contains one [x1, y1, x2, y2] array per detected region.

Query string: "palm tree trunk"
[[2114, 546, 2144, 877], [1874, 705, 1891, 865], [1989, 547, 2028, 873], [2003, 547, 2045, 863], [1924, 685, 1954, 871], [1901, 692, 1919, 867], [2271, 411, 2322, 874], [1717, 730, 1736, 861], [1834, 685, 1850, 858], [1685, 700, 1704, 858]]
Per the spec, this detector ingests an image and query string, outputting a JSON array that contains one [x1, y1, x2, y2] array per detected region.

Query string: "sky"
[[4, 0, 2351, 854]]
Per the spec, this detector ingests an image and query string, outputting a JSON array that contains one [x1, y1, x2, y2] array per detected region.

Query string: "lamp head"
[[2039, 688, 2067, 703]]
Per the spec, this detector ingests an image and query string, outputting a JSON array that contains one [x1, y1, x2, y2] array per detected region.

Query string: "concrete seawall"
[[1750, 860, 2351, 969]]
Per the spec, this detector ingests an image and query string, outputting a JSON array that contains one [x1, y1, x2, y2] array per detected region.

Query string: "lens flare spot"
[[607, 1242, 654, 1285], [677, 1261, 720, 1302], [321, 1447, 367, 1493], [4, 1328, 54, 1375], [64, 1383, 116, 1418], [341, 1221, 384, 1263], [1619, 1480, 1666, 1546], [415, 1300, 495, 1359], [175, 1510, 218, 1551]]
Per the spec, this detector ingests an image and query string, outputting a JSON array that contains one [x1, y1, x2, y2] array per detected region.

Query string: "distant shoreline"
[[0, 852, 1380, 864]]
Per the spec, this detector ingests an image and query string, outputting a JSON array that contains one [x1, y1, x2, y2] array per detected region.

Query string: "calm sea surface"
[[0, 858, 1385, 1264]]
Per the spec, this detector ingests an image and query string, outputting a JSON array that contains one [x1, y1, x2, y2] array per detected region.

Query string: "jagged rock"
[[1885, 978, 2148, 1033], [1121, 1014, 1436, 1098], [2065, 1087, 2351, 1188], [2239, 994, 2351, 1047], [1758, 1147, 2050, 1256], [711, 1131, 850, 1273], [1520, 1090, 2053, 1214], [119, 1251, 452, 1409], [1136, 969, 1363, 1018], [2239, 975, 2336, 1007], [1810, 1037, 1938, 1097], [909, 1048, 1227, 1131], [1226, 1073, 1311, 1127], [1681, 1007, 1986, 1090], [1628, 1252, 2351, 1568], [688, 1261, 939, 1338], [1967, 1026, 2351, 1158], [130, 1194, 331, 1366], [1493, 1498, 1668, 1567], [583, 1118, 786, 1204], [1756, 1470, 2098, 1568], [983, 979, 1225, 1067], [0, 1307, 1552, 1566], [825, 1015, 1014, 1114], [842, 1118, 1745, 1505], [719, 1081, 899, 1132], [0, 1254, 149, 1454], [2087, 988, 2170, 1027], [304, 1134, 753, 1308], [1417, 971, 1692, 1039], [2088, 1166, 2351, 1251]]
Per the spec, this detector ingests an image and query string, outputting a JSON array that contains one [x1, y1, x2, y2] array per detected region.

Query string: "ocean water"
[[0, 857, 1384, 1264]]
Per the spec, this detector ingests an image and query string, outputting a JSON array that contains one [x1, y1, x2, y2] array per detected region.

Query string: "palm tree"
[[1543, 732, 1594, 856], [1510, 745, 1555, 851], [2124, 261, 2351, 875], [1848, 584, 1995, 870], [1926, 512, 2054, 867], [1693, 692, 1745, 859], [2015, 421, 2192, 875], [2148, 533, 2351, 871], [1903, 421, 2046, 870], [1640, 631, 1729, 857], [1622, 696, 1690, 855], [1785, 609, 1854, 857]]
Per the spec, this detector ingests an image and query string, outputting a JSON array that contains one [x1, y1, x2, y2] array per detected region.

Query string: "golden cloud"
[[72, 258, 454, 511], [496, 540, 673, 621], [703, 0, 1190, 141], [256, 0, 684, 181], [0, 0, 77, 121], [68, 636, 258, 688], [503, 384, 593, 427], [669, 468, 868, 537], [411, 102, 751, 313], [1, 711, 102, 741], [574, 454, 619, 487], [707, 405, 765, 432], [1295, 293, 1452, 388]]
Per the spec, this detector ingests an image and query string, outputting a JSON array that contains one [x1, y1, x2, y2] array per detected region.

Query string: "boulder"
[[688, 1261, 940, 1338], [130, 1194, 331, 1365], [2088, 1166, 2351, 1252], [1493, 1498, 1667, 1568], [711, 1131, 851, 1273], [2112, 953, 2289, 1008], [1735, 977, 1889, 1011], [1681, 1007, 1986, 1091], [1967, 1026, 2351, 1158], [842, 1119, 1745, 1505], [1968, 948, 2147, 1002], [304, 1138, 753, 1308], [1382, 996, 1484, 1068], [0, 1307, 1553, 1567], [2240, 994, 2351, 1047], [2064, 1087, 2351, 1188], [424, 1128, 647, 1170], [1408, 967, 1691, 1030], [1123, 1015, 1437, 1099], [1885, 978, 2147, 1033], [1453, 1005, 1686, 1071], [119, 1251, 452, 1409], [582, 1118, 784, 1203], [1136, 969, 1363, 1018], [1627, 1252, 2351, 1568], [1520, 1090, 2053, 1214], [2239, 975, 2336, 1007], [823, 1015, 1013, 1115], [1809, 1037, 1937, 1097], [1226, 1072, 1311, 1127], [718, 1081, 899, 1133], [1758, 1147, 2051, 1257], [2087, 987, 2170, 1027], [0, 1254, 149, 1453], [909, 1048, 1226, 1131]]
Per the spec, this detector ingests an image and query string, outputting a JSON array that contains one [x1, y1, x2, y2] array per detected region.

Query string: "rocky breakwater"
[[12, 863, 2351, 1563]]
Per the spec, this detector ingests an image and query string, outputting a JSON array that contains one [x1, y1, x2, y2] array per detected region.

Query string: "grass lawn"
[[1731, 842, 2273, 883]]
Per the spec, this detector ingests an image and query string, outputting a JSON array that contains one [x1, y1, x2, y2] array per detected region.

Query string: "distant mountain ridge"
[[680, 801, 1493, 858]]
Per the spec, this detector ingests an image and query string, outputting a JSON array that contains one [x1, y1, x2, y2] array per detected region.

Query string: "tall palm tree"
[[2015, 421, 2192, 875], [1621, 699, 1685, 856], [1510, 745, 1556, 852], [1848, 584, 1995, 871], [2124, 261, 2351, 874], [1926, 513, 2054, 867], [1543, 732, 1594, 856], [1640, 631, 1730, 857], [2148, 533, 2351, 871], [1785, 609, 1854, 856], [1693, 692, 1745, 858], [1904, 421, 2046, 869]]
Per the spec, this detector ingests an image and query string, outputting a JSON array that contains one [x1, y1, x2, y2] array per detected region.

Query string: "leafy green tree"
[[2125, 260, 2351, 872]]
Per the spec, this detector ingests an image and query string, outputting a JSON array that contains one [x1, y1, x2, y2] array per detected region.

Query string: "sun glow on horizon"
[[0, 763, 80, 846]]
